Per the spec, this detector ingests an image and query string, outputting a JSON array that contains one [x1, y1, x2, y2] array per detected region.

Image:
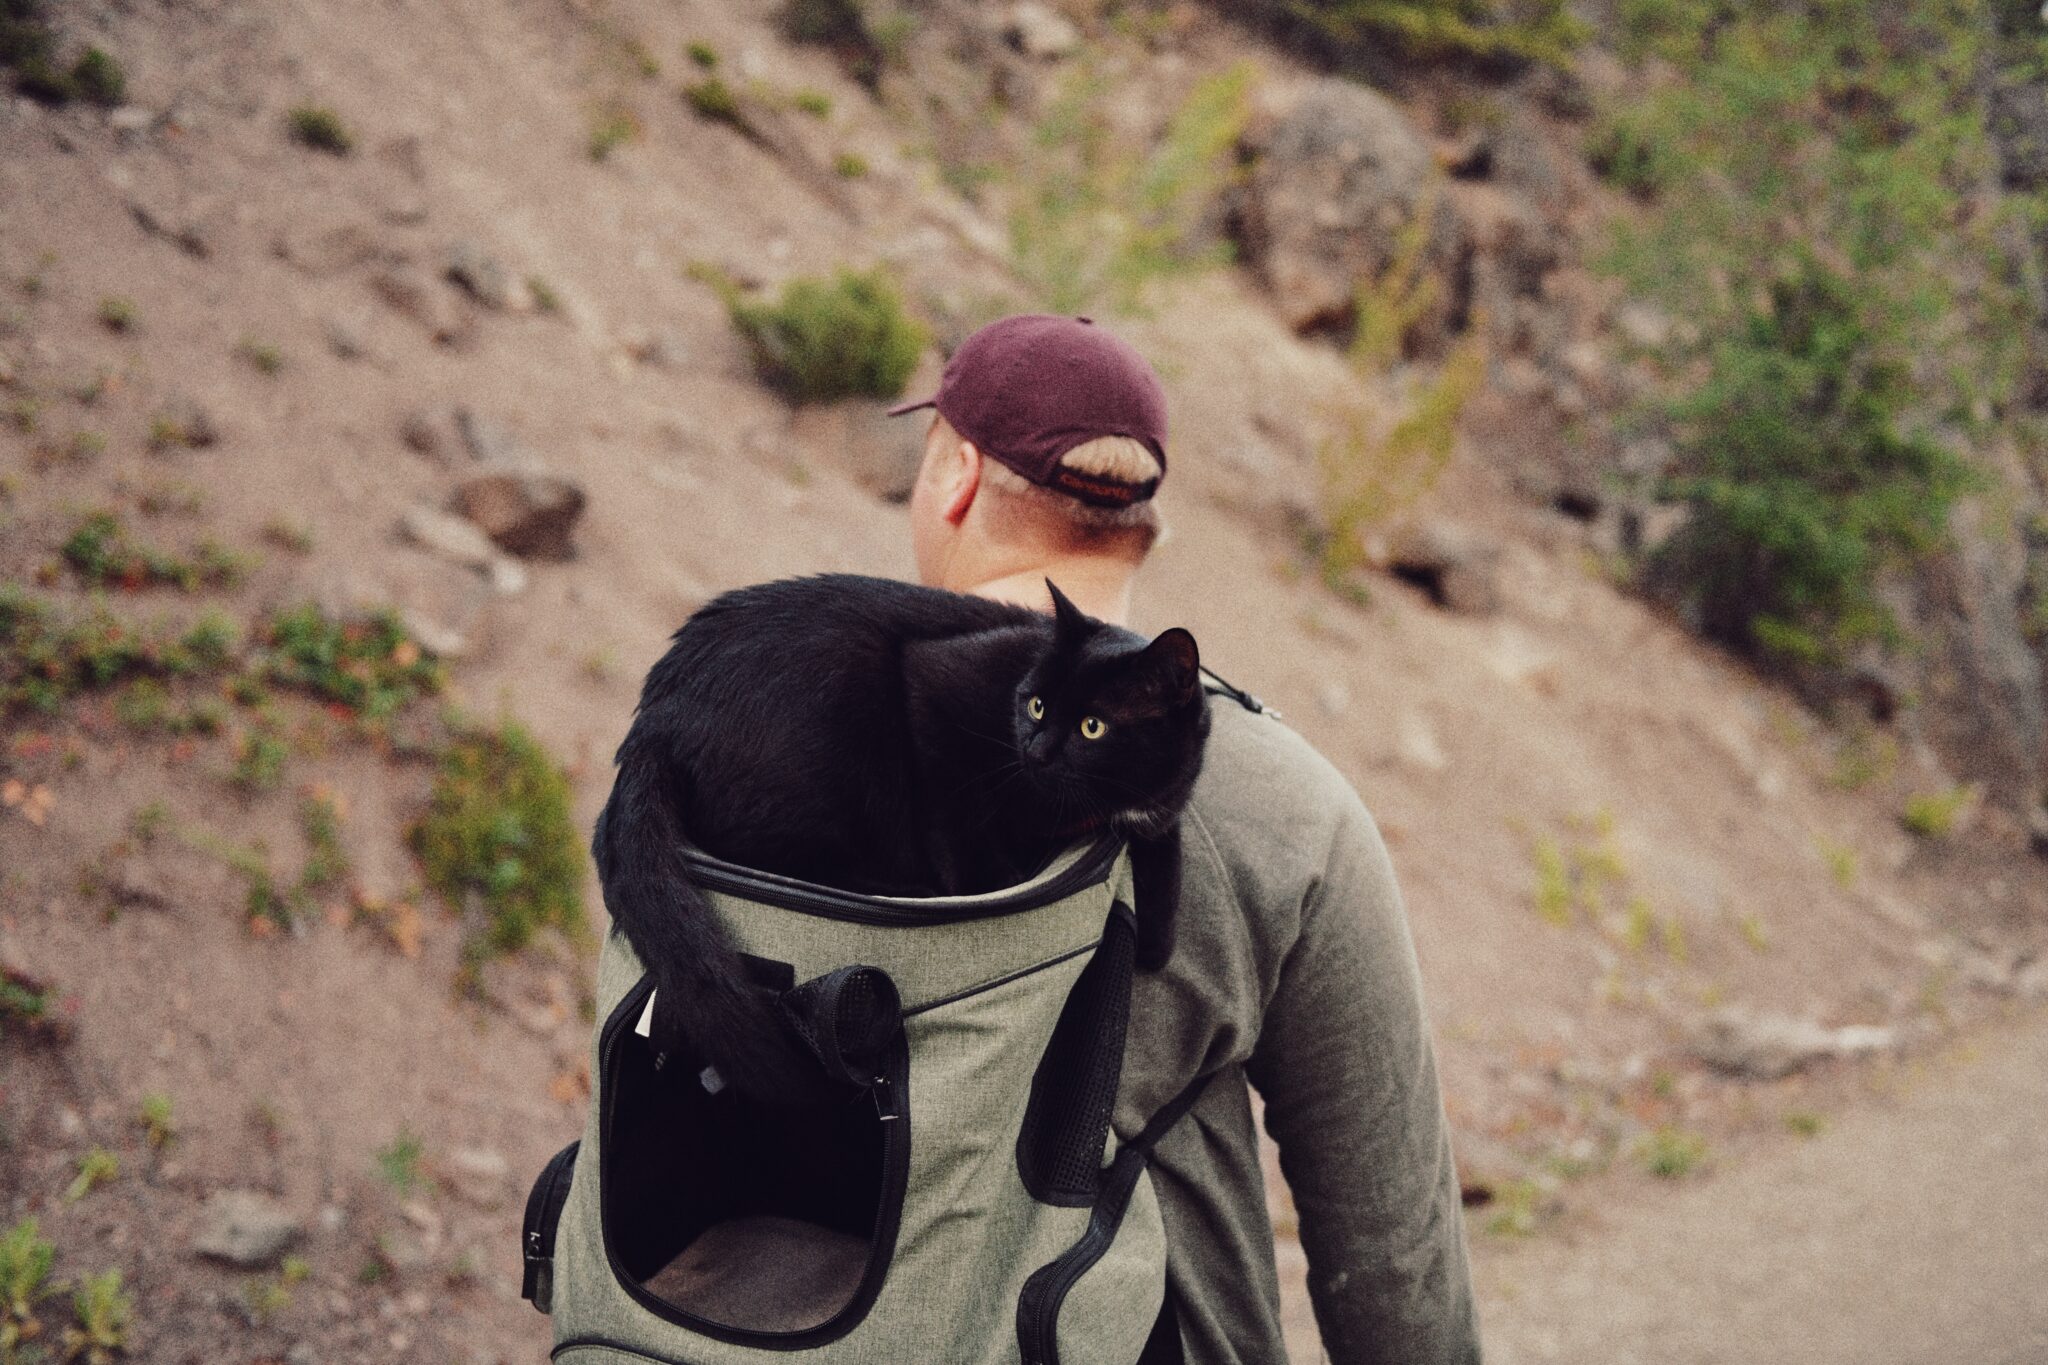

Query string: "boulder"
[[1232, 79, 1461, 342], [454, 407, 533, 468], [192, 1190, 302, 1269], [450, 472, 586, 561]]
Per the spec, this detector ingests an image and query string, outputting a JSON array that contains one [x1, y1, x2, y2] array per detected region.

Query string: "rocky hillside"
[[3, 1, 2046, 1361]]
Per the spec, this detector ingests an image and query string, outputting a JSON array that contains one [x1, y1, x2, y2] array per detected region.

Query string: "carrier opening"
[[598, 972, 910, 1347]]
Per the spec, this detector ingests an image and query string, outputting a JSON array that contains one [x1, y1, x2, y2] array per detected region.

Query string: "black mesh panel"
[[1015, 906, 1136, 1206]]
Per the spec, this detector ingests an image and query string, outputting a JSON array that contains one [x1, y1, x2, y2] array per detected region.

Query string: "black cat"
[[591, 573, 1210, 1102]]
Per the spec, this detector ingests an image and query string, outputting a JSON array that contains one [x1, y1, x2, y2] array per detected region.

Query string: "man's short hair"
[[936, 417, 1163, 554]]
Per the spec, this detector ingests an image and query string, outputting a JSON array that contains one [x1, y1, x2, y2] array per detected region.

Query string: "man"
[[889, 314, 1483, 1363]]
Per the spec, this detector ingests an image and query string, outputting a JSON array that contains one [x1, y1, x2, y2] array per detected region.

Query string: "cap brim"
[[886, 396, 937, 417]]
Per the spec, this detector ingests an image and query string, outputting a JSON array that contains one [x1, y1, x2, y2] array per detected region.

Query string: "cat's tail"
[[592, 743, 835, 1105]]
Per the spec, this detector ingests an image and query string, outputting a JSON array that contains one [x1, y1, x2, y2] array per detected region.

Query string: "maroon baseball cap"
[[888, 313, 1168, 507]]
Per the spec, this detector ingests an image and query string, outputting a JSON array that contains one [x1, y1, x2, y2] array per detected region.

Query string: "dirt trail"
[[1448, 1005, 2048, 1365]]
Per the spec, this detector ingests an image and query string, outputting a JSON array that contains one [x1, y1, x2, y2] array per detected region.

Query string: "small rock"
[[274, 222, 389, 277], [398, 504, 528, 594], [398, 609, 468, 660], [110, 865, 174, 911], [1687, 1006, 1901, 1081], [1393, 709, 1449, 773], [370, 268, 469, 346], [107, 105, 154, 134], [324, 313, 372, 362], [2027, 805, 2048, 860], [399, 408, 451, 459], [1003, 1, 1082, 59], [445, 240, 525, 311], [128, 197, 213, 259], [376, 1224, 439, 1277], [287, 1344, 319, 1365], [454, 407, 531, 468], [57, 1106, 86, 1140], [620, 327, 690, 370], [451, 472, 586, 560], [1385, 519, 1502, 616], [192, 1190, 303, 1269], [317, 1205, 347, 1235], [442, 1147, 510, 1209]]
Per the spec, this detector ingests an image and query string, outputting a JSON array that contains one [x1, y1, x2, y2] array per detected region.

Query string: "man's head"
[[894, 314, 1171, 597]]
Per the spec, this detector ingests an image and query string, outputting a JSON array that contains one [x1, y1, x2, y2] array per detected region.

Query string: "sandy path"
[[1452, 1007, 2048, 1365]]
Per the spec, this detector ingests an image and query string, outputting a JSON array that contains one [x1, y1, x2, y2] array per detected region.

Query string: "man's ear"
[[941, 438, 982, 527]]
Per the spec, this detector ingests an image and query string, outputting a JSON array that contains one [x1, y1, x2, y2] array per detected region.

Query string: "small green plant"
[[1902, 785, 1973, 839], [138, 1093, 174, 1149], [252, 604, 442, 720], [588, 105, 639, 161], [833, 151, 868, 179], [0, 1216, 55, 1355], [61, 1269, 129, 1363], [1814, 836, 1858, 889], [525, 276, 562, 314], [723, 267, 926, 403], [355, 1256, 390, 1287], [230, 729, 289, 792], [686, 40, 718, 69], [65, 1149, 119, 1202], [234, 337, 284, 376], [1530, 835, 1572, 927], [95, 298, 135, 332], [1636, 1126, 1707, 1179], [375, 1127, 424, 1194], [285, 105, 353, 154], [1483, 1178, 1544, 1237], [60, 512, 250, 593], [791, 88, 830, 117], [69, 45, 123, 105], [1735, 911, 1770, 953], [129, 801, 169, 844], [683, 76, 747, 133], [298, 791, 349, 889], [409, 719, 587, 961], [1784, 1109, 1826, 1138]]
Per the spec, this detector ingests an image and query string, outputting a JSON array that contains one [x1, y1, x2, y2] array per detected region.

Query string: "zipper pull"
[[872, 1073, 900, 1122]]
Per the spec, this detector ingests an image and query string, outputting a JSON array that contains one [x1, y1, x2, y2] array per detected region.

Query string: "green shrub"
[[285, 104, 352, 154], [833, 151, 868, 178], [410, 720, 586, 959], [60, 511, 251, 593], [1602, 3, 2010, 678], [2, 2, 126, 105], [792, 88, 831, 117], [1644, 260, 1984, 670], [1238, 0, 1586, 74], [727, 267, 926, 403], [64, 1148, 118, 1202], [375, 1127, 424, 1194], [782, 0, 887, 88], [686, 40, 719, 69], [96, 297, 135, 331]]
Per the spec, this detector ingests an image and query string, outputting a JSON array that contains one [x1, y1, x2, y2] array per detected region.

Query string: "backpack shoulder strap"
[[1199, 666, 1278, 719]]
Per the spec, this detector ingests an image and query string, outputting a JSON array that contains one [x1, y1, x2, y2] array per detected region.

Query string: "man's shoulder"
[[1185, 688, 1364, 873]]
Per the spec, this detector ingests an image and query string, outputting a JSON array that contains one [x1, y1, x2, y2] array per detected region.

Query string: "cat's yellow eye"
[[1027, 696, 1045, 721], [1080, 716, 1107, 740]]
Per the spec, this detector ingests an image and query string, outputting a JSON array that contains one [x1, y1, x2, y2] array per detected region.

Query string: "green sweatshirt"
[[1119, 685, 1483, 1363]]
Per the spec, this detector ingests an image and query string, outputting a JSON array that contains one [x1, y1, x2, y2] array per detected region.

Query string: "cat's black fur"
[[591, 573, 1210, 1103]]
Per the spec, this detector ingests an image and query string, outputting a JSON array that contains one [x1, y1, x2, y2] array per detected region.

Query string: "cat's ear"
[[1046, 578, 1089, 645], [1137, 627, 1201, 704]]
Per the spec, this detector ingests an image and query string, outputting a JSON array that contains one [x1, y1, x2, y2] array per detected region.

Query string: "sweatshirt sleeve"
[[1243, 785, 1483, 1365]]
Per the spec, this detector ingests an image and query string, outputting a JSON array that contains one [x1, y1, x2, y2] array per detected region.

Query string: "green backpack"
[[521, 832, 1209, 1365]]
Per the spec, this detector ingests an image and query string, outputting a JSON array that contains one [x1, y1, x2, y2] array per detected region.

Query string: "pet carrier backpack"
[[521, 831, 1209, 1365]]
